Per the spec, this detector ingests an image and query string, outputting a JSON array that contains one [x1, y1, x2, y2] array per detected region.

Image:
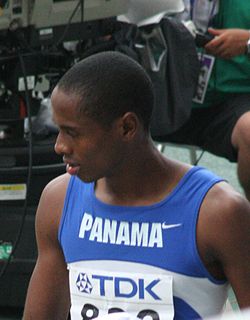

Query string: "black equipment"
[[0, 0, 129, 308]]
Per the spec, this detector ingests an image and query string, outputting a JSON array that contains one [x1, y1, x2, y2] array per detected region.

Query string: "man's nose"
[[54, 132, 71, 155]]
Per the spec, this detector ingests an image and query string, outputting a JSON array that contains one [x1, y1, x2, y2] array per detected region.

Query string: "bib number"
[[81, 304, 160, 320]]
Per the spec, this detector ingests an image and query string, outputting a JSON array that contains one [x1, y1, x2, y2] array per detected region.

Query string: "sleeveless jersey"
[[58, 166, 229, 320]]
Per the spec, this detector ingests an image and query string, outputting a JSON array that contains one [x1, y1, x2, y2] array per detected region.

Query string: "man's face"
[[51, 87, 125, 182]]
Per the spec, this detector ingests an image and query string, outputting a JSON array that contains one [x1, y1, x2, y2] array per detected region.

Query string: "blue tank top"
[[59, 166, 228, 320]]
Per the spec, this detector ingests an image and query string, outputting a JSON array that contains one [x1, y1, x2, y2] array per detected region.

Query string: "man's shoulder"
[[200, 181, 250, 236], [205, 182, 248, 211], [40, 173, 71, 207], [197, 181, 250, 279], [44, 173, 71, 192]]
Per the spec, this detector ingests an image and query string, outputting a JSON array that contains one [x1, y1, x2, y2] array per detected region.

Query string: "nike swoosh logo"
[[162, 223, 182, 229]]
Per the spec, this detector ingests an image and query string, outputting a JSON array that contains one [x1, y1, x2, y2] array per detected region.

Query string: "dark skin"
[[23, 87, 250, 319]]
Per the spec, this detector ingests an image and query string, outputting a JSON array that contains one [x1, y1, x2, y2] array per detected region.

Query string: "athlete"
[[23, 52, 250, 320]]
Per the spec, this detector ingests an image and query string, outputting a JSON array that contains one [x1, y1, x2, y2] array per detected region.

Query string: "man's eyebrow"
[[58, 125, 78, 131]]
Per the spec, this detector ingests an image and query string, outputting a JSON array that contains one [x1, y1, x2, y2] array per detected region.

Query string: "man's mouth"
[[63, 156, 80, 175], [65, 162, 80, 176]]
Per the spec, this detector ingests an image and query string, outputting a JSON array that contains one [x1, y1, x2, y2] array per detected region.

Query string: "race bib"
[[69, 266, 174, 320]]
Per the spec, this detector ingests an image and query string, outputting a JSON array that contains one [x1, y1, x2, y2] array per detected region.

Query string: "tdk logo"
[[76, 273, 161, 300], [76, 273, 93, 293]]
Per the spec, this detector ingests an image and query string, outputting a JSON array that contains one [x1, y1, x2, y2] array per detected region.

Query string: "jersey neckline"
[[90, 165, 203, 211]]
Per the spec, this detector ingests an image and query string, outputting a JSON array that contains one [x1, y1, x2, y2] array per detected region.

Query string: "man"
[[159, 0, 250, 200], [23, 52, 250, 319]]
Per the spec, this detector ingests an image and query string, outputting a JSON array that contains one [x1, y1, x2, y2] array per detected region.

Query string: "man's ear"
[[119, 112, 139, 140]]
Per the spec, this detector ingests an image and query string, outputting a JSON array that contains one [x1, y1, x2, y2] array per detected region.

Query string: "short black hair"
[[57, 51, 154, 130]]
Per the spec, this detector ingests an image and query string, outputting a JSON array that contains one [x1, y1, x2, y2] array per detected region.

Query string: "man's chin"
[[76, 172, 96, 183]]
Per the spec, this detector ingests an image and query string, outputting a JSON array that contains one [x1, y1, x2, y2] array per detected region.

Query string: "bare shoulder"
[[35, 173, 71, 242], [198, 181, 250, 281], [39, 173, 71, 213], [201, 181, 250, 223], [199, 181, 250, 306], [41, 172, 71, 202], [199, 181, 250, 242]]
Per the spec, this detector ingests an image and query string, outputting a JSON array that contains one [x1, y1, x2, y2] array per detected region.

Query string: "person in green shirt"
[[163, 0, 250, 200]]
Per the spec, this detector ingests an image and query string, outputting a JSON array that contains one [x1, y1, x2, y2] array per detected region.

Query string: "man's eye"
[[66, 129, 78, 137]]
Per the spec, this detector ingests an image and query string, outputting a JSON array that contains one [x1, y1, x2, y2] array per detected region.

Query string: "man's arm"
[[23, 174, 71, 320], [204, 28, 250, 59], [198, 182, 250, 308]]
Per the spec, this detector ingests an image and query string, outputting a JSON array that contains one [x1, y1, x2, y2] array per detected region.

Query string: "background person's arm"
[[204, 28, 250, 59], [23, 174, 71, 320]]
